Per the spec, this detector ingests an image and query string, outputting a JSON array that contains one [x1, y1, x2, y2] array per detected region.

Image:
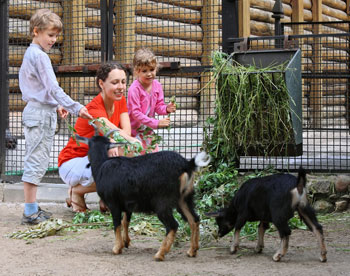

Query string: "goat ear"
[[205, 211, 223, 218], [75, 134, 89, 145]]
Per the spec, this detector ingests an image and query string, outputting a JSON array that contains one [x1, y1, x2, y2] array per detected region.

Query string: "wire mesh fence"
[[2, 1, 350, 183], [230, 21, 350, 172], [3, 0, 221, 182]]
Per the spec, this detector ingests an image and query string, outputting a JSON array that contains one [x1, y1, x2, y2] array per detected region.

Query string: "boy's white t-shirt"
[[19, 43, 83, 116]]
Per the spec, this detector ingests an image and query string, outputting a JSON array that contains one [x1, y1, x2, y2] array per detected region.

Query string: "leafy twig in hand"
[[167, 95, 178, 131], [90, 118, 143, 155]]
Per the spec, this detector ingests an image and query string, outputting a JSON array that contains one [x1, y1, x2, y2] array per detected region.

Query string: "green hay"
[[204, 51, 297, 166]]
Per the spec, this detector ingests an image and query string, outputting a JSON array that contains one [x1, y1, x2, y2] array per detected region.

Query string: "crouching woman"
[[58, 62, 140, 212]]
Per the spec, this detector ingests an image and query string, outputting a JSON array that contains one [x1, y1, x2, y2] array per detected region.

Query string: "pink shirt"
[[127, 79, 168, 136]]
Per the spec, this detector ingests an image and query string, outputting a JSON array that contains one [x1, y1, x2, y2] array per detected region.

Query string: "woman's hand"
[[118, 129, 142, 145]]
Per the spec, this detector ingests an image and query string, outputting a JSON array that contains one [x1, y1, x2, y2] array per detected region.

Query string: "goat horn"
[[88, 121, 99, 136]]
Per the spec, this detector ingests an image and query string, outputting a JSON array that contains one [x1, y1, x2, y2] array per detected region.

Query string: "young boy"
[[19, 9, 93, 224]]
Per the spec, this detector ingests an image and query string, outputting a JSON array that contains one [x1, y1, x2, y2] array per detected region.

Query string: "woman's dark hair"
[[96, 62, 128, 90]]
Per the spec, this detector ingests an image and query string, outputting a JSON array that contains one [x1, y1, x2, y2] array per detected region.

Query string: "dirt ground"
[[0, 203, 349, 276]]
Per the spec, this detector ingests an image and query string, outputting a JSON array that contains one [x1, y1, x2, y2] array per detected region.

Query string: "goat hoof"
[[320, 254, 327, 263], [154, 254, 165, 262], [124, 240, 130, 248], [272, 253, 281, 262], [112, 246, 123, 255], [229, 246, 238, 254], [186, 249, 197, 258], [255, 247, 263, 254]]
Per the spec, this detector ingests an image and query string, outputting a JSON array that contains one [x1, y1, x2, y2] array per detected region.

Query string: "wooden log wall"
[[7, 0, 350, 128]]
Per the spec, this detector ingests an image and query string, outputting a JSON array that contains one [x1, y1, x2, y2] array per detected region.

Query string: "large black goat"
[[76, 127, 210, 261], [207, 168, 327, 262]]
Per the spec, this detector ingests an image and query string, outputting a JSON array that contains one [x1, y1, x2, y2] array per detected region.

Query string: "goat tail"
[[194, 151, 211, 169], [296, 166, 307, 195]]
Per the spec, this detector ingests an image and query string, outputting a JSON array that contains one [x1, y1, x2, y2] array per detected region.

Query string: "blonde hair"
[[133, 48, 159, 73], [30, 9, 63, 37]]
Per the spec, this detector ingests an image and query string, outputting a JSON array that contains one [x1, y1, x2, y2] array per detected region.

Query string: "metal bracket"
[[283, 35, 299, 49], [234, 37, 250, 52]]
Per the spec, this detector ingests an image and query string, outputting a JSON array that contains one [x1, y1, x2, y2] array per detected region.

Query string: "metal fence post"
[[101, 0, 108, 62], [222, 0, 239, 54], [101, 0, 114, 62], [272, 0, 284, 48], [0, 0, 9, 175]]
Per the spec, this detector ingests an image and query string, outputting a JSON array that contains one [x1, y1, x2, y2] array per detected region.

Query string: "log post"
[[310, 0, 322, 128], [114, 0, 136, 65], [61, 0, 85, 102], [201, 0, 219, 122], [239, 0, 250, 37], [291, 0, 304, 33]]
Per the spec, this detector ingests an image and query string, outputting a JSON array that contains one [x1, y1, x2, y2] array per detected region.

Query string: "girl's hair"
[[133, 48, 158, 72], [30, 9, 63, 37], [96, 62, 127, 90]]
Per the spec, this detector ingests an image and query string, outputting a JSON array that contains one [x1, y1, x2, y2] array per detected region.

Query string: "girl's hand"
[[158, 117, 170, 128], [57, 106, 69, 119], [166, 102, 176, 113]]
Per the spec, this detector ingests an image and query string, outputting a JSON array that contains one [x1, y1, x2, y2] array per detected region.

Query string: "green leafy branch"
[[167, 95, 178, 131]]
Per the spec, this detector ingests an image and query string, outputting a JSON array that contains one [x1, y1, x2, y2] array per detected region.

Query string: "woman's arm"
[[94, 117, 139, 144], [119, 112, 132, 136]]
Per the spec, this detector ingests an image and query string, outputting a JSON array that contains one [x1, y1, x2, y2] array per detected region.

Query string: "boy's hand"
[[78, 107, 93, 120], [57, 106, 69, 119], [166, 102, 176, 113], [158, 117, 170, 128]]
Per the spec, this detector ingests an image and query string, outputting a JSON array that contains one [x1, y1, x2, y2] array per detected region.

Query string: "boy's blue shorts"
[[21, 101, 57, 185]]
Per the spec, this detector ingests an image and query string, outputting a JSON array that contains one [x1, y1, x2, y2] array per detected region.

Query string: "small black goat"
[[76, 127, 210, 261], [207, 168, 327, 262]]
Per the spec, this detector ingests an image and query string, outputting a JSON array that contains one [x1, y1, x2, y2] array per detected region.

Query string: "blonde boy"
[[19, 9, 92, 224]]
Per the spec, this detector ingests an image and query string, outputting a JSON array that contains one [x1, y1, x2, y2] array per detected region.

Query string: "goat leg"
[[112, 225, 124, 255], [230, 229, 241, 254], [177, 196, 200, 258], [255, 222, 268, 253], [154, 230, 176, 261], [273, 236, 289, 262], [317, 233, 327, 263], [298, 206, 327, 262], [122, 212, 131, 248], [187, 221, 200, 257]]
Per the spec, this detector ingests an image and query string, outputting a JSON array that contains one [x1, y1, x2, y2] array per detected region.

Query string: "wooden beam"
[[310, 0, 323, 128], [136, 0, 201, 24], [239, 0, 250, 37], [61, 0, 86, 102], [114, 0, 136, 64], [201, 0, 219, 121], [291, 0, 304, 24]]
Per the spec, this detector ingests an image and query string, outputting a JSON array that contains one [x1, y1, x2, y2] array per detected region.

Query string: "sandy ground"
[[0, 203, 349, 276]]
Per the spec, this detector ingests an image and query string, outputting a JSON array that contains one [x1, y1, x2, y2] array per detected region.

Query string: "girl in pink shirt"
[[127, 48, 176, 152]]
